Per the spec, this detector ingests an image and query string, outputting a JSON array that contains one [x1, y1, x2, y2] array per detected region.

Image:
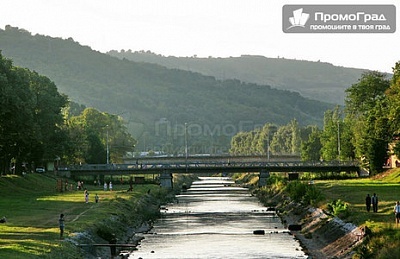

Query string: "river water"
[[129, 177, 306, 259]]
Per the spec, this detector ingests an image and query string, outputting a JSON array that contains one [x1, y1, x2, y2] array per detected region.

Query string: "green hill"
[[108, 50, 368, 105], [0, 26, 334, 153]]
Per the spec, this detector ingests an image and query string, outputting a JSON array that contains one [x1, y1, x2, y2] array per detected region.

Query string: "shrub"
[[327, 199, 349, 217], [303, 184, 324, 206], [285, 181, 308, 203]]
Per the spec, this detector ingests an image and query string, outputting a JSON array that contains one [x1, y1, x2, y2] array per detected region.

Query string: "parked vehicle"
[[35, 167, 46, 173]]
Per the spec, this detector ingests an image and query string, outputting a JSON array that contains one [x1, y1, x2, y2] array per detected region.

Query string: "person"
[[372, 193, 379, 212], [95, 194, 99, 203], [104, 182, 107, 191], [127, 176, 133, 192], [109, 233, 117, 258], [365, 194, 371, 212], [109, 181, 113, 191], [84, 189, 89, 203], [394, 201, 400, 227], [59, 214, 65, 239]]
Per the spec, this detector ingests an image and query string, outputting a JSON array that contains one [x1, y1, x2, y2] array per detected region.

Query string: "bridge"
[[61, 155, 360, 188]]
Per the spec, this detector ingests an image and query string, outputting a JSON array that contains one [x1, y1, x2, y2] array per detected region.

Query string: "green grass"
[[316, 170, 400, 228], [0, 173, 161, 258], [311, 169, 400, 258]]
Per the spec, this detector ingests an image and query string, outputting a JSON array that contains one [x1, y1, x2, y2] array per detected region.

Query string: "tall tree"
[[386, 62, 400, 158], [29, 71, 68, 162], [320, 107, 341, 161], [345, 71, 390, 174], [270, 119, 300, 155], [0, 52, 67, 173], [300, 126, 322, 161]]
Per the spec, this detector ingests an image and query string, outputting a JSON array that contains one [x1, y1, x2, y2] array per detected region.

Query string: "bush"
[[327, 199, 349, 217], [303, 184, 324, 206], [285, 180, 324, 206], [285, 181, 308, 203]]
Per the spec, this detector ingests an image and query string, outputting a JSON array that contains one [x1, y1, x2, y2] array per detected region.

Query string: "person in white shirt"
[[394, 201, 400, 227]]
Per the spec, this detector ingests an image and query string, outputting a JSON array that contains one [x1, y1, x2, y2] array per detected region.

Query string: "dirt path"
[[71, 204, 95, 222]]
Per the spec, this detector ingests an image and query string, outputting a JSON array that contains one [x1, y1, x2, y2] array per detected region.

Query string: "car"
[[35, 167, 46, 173]]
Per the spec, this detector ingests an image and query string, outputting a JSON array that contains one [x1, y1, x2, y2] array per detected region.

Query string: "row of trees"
[[230, 120, 304, 156], [230, 64, 400, 175], [0, 52, 136, 174]]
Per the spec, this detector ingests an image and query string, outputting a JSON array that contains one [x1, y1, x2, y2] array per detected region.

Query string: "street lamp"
[[185, 123, 188, 171], [106, 125, 109, 165], [267, 135, 270, 161], [337, 120, 341, 161]]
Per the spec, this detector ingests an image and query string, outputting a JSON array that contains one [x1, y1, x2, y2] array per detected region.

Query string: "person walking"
[[59, 214, 65, 239], [394, 201, 400, 227], [365, 194, 371, 212], [372, 193, 379, 212]]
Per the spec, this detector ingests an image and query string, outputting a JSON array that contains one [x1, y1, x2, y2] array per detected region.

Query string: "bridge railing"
[[65, 160, 359, 171]]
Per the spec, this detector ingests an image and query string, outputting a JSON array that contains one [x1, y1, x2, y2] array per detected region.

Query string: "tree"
[[28, 71, 68, 162], [64, 108, 137, 164], [386, 62, 400, 158], [0, 52, 67, 173], [320, 107, 341, 161], [0, 58, 36, 173], [301, 126, 322, 161], [345, 71, 390, 174], [270, 120, 300, 155]]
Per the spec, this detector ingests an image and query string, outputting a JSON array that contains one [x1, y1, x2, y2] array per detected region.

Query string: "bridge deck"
[[63, 160, 360, 175]]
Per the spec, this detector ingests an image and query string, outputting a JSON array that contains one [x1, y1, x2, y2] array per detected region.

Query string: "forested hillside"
[[0, 26, 334, 153], [108, 50, 367, 105]]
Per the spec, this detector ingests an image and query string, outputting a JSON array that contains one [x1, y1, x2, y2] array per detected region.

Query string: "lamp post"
[[106, 125, 109, 165], [267, 135, 270, 161], [184, 123, 188, 171], [337, 120, 341, 161]]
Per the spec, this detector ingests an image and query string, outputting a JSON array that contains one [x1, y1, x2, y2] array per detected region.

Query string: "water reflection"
[[129, 177, 306, 259]]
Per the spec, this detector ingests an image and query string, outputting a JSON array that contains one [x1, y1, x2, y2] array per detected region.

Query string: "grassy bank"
[[315, 170, 400, 258], [0, 172, 171, 258], [235, 169, 400, 258]]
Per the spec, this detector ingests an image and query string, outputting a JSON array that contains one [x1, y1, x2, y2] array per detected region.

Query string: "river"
[[129, 176, 307, 259]]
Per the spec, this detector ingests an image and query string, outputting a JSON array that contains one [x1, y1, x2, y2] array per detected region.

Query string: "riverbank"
[[67, 191, 168, 258], [251, 168, 400, 259], [277, 199, 364, 259], [0, 173, 176, 258], [58, 174, 195, 258]]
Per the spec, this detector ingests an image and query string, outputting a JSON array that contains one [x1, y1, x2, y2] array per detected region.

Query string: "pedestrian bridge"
[[61, 155, 360, 188], [66, 160, 359, 174]]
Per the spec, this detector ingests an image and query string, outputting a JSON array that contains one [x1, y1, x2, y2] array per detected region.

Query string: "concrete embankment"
[[67, 191, 174, 258], [277, 198, 365, 259]]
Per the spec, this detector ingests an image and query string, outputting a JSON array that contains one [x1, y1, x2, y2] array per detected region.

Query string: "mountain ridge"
[[107, 50, 369, 105], [0, 25, 334, 152]]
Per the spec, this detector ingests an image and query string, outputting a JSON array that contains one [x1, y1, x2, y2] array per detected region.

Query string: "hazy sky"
[[1, 0, 399, 72]]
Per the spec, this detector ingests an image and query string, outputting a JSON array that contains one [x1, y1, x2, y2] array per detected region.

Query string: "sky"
[[1, 0, 399, 73]]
